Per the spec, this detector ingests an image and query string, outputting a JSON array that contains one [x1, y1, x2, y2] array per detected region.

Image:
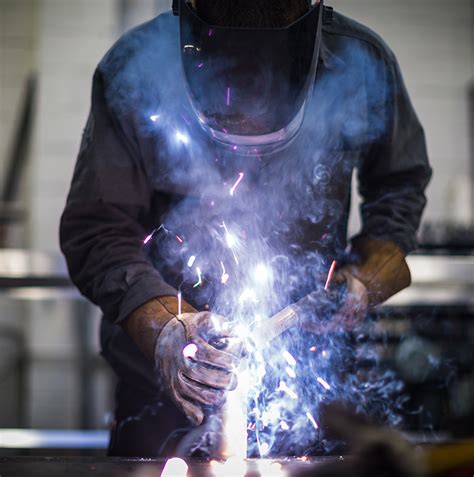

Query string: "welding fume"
[[60, 0, 432, 460]]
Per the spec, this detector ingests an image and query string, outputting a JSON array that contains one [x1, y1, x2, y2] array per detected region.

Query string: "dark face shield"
[[178, 0, 323, 155]]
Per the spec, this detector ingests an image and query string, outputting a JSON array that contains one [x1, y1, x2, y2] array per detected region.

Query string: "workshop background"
[[0, 0, 473, 453]]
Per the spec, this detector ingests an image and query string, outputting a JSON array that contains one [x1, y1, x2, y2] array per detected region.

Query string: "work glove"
[[155, 309, 241, 426], [123, 296, 241, 426], [331, 237, 411, 328]]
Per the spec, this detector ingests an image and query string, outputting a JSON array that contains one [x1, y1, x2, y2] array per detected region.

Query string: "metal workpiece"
[[0, 456, 349, 477]]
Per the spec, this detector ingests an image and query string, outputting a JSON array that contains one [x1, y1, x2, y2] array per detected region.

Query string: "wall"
[[30, 0, 118, 252], [330, 0, 473, 225]]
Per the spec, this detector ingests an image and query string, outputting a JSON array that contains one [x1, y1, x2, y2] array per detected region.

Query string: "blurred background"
[[0, 0, 472, 455]]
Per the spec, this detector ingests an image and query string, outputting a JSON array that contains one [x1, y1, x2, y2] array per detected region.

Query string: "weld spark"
[[177, 291, 182, 316], [283, 350, 297, 367], [143, 232, 154, 244], [220, 261, 229, 284], [278, 380, 298, 400], [324, 260, 337, 290], [306, 412, 319, 430], [317, 376, 331, 390], [229, 172, 244, 196], [193, 267, 202, 288]]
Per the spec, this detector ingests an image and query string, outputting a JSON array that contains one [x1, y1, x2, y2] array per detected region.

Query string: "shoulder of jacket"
[[323, 8, 397, 64], [97, 11, 176, 79]]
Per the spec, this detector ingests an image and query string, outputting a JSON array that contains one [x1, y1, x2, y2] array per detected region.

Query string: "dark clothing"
[[60, 8, 431, 455]]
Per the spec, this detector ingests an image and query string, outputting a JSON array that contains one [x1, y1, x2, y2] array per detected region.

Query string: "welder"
[[60, 0, 432, 457]]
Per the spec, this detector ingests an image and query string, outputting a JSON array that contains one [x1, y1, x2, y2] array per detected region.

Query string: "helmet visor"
[[179, 0, 323, 152]]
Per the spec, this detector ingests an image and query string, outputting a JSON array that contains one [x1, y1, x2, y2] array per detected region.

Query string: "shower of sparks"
[[306, 412, 319, 430], [220, 261, 229, 284], [187, 255, 196, 268], [282, 350, 297, 367], [229, 172, 244, 196], [150, 114, 160, 122], [160, 458, 188, 477], [324, 260, 337, 290], [280, 420, 290, 431], [175, 235, 184, 244], [285, 366, 296, 379], [193, 267, 202, 288], [278, 380, 298, 400], [226, 87, 231, 106], [177, 291, 182, 316], [317, 376, 331, 390], [182, 342, 198, 359]]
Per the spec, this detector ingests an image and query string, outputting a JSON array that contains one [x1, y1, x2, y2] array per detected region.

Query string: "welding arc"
[[207, 288, 338, 352]]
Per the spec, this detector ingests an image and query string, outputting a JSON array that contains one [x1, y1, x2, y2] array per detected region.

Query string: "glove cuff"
[[347, 237, 411, 306]]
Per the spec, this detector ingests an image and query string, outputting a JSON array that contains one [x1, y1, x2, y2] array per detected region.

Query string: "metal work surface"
[[0, 456, 347, 477]]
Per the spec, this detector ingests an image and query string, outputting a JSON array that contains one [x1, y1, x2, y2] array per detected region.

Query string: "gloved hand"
[[155, 310, 241, 426], [331, 237, 411, 328], [124, 296, 241, 426]]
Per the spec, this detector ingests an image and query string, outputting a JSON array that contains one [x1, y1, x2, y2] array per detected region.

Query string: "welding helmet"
[[173, 0, 324, 155]]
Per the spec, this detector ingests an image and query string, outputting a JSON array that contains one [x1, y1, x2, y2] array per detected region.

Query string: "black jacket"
[[60, 9, 431, 390]]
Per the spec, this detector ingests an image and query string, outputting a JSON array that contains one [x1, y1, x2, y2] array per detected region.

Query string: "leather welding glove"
[[124, 296, 240, 425], [154, 309, 240, 426], [332, 237, 411, 328]]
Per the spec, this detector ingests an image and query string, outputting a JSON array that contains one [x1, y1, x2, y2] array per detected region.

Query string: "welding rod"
[[251, 288, 330, 348]]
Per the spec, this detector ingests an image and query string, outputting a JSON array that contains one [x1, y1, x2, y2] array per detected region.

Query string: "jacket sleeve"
[[354, 56, 432, 254], [60, 69, 177, 323]]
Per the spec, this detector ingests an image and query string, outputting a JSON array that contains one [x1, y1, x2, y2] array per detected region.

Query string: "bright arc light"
[[252, 263, 271, 284], [175, 130, 189, 144], [187, 255, 196, 268], [160, 458, 188, 477], [150, 114, 160, 122], [182, 343, 198, 359], [282, 350, 297, 367], [317, 376, 331, 390], [221, 221, 237, 247], [306, 412, 319, 430]]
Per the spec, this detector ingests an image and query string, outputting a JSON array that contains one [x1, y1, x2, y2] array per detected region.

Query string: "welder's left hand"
[[331, 237, 411, 329]]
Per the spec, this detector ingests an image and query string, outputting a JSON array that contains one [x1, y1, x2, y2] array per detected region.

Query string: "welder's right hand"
[[154, 310, 241, 426]]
